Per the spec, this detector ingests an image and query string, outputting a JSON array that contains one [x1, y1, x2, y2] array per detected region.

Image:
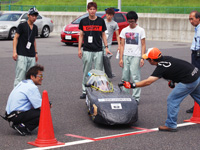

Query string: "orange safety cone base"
[[28, 138, 65, 147], [27, 90, 65, 147], [184, 118, 200, 124], [184, 101, 200, 123]]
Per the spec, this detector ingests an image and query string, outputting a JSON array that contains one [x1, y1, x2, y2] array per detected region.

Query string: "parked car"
[[0, 12, 53, 39], [61, 11, 129, 45]]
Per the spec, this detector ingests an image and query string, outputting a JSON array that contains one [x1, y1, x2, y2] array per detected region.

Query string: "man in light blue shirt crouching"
[[5, 64, 44, 136]]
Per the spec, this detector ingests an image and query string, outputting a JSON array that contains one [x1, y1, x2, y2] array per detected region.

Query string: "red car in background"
[[61, 11, 128, 45]]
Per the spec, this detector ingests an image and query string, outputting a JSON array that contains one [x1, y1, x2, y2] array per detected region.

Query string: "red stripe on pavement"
[[131, 126, 155, 131], [65, 127, 157, 142], [65, 134, 95, 141], [94, 130, 156, 141]]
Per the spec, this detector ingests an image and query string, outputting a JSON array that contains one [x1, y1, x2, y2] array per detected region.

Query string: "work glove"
[[168, 80, 175, 88], [123, 81, 136, 89]]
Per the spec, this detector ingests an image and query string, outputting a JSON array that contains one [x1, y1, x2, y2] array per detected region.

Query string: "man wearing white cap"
[[122, 47, 200, 132], [13, 7, 39, 87]]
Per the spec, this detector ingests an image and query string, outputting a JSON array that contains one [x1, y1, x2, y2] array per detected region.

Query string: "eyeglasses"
[[127, 20, 136, 23], [36, 74, 43, 78]]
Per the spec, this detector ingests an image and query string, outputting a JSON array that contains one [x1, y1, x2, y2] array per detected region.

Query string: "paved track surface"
[[0, 36, 199, 150]]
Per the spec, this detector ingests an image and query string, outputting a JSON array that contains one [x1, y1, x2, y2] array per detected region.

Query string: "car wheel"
[[41, 26, 50, 38], [8, 28, 16, 40], [65, 43, 73, 46]]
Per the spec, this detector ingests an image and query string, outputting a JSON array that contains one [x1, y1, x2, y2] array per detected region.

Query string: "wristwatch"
[[132, 83, 136, 88], [105, 45, 108, 48]]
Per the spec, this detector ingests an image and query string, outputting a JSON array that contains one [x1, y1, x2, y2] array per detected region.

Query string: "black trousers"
[[103, 55, 113, 78], [10, 109, 40, 131], [192, 52, 200, 70]]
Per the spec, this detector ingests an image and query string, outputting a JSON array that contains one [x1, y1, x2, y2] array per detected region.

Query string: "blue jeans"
[[165, 77, 200, 128]]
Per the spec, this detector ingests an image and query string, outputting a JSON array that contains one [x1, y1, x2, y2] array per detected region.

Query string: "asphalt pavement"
[[0, 36, 199, 150]]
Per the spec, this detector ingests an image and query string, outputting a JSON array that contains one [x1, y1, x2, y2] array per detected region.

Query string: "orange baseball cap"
[[142, 47, 162, 59]]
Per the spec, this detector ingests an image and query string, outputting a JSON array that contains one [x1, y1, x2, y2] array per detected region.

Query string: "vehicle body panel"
[[0, 12, 53, 39], [85, 70, 138, 125]]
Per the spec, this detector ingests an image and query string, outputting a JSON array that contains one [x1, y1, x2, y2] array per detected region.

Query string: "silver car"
[[0, 12, 53, 39]]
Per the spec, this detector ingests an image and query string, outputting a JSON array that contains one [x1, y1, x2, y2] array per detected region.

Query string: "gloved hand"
[[123, 81, 136, 89], [168, 80, 175, 88]]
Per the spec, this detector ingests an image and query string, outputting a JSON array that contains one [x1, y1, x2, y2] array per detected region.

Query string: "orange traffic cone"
[[28, 90, 64, 147], [184, 101, 200, 123]]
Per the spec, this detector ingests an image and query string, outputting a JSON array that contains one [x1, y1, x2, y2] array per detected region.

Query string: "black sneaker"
[[12, 123, 31, 136], [80, 93, 86, 99], [25, 128, 32, 135], [186, 106, 194, 113]]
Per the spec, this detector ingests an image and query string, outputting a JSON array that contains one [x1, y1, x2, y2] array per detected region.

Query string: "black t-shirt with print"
[[16, 22, 38, 57], [79, 16, 106, 52], [151, 56, 200, 83]]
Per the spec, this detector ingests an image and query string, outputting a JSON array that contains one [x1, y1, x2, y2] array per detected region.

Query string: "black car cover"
[[86, 70, 138, 125]]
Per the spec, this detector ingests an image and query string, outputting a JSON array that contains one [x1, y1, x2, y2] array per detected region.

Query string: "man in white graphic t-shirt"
[[119, 11, 146, 104]]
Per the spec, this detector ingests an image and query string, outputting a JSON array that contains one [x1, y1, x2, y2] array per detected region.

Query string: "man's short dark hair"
[[196, 12, 200, 19], [190, 11, 200, 19], [126, 11, 138, 21], [26, 64, 44, 79], [151, 56, 163, 62], [87, 2, 97, 9], [106, 8, 115, 16]]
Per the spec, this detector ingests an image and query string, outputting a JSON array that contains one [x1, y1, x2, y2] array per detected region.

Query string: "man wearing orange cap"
[[123, 47, 200, 132]]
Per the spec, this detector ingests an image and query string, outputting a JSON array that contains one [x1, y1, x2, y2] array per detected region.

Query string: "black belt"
[[1, 111, 22, 122], [192, 50, 200, 54], [192, 50, 197, 54]]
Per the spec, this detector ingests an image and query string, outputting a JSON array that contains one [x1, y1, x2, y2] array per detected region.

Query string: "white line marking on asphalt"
[[24, 140, 94, 150], [24, 122, 197, 150]]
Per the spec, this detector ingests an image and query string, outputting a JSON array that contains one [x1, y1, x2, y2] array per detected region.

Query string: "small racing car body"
[[85, 70, 138, 125]]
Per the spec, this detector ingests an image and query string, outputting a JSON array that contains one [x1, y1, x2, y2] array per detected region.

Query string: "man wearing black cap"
[[122, 47, 200, 132], [13, 7, 39, 87]]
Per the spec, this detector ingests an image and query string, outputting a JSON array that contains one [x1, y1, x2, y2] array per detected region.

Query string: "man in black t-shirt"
[[122, 47, 200, 132], [13, 7, 39, 87], [78, 2, 112, 99]]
